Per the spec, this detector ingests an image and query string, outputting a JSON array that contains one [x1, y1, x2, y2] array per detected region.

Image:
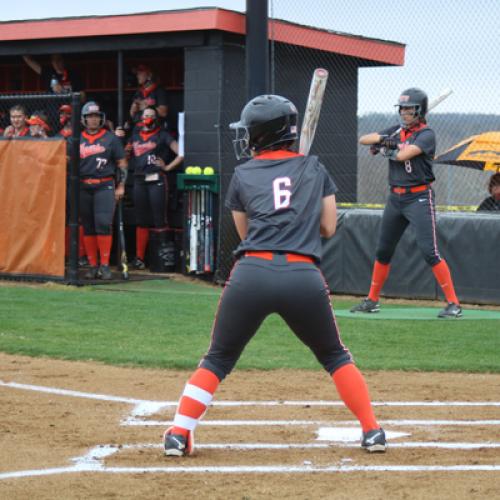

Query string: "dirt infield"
[[0, 353, 499, 499]]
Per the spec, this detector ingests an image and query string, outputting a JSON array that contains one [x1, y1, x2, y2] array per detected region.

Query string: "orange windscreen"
[[0, 139, 67, 278]]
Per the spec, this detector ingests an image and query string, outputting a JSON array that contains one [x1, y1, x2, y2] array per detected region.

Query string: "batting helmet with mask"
[[230, 94, 298, 159]]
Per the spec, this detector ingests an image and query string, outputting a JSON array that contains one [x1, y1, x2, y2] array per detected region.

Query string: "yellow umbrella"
[[434, 131, 500, 172]]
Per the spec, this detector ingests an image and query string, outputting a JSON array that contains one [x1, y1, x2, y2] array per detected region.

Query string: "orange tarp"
[[0, 139, 67, 278]]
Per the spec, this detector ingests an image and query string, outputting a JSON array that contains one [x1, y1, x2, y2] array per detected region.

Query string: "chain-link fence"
[[268, 0, 499, 208], [0, 92, 80, 281]]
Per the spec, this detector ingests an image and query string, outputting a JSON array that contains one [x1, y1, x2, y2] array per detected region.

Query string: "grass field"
[[0, 278, 498, 373]]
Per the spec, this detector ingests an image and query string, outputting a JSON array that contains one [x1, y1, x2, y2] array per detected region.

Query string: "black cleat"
[[84, 266, 99, 280], [133, 257, 146, 270], [164, 427, 194, 457], [98, 265, 113, 280], [361, 428, 387, 453], [438, 302, 462, 318], [350, 298, 380, 313]]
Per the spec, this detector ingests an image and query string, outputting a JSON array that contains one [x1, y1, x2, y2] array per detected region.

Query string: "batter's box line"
[[122, 417, 500, 427], [1, 444, 499, 480], [2, 380, 500, 414]]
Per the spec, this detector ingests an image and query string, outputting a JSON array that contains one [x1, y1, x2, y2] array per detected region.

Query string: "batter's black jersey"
[[225, 152, 337, 262], [129, 128, 174, 176], [79, 129, 125, 179], [380, 124, 436, 186]]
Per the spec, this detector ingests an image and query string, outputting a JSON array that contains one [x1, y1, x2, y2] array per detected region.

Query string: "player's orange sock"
[[171, 368, 220, 438], [432, 260, 459, 304], [78, 225, 86, 258], [83, 235, 98, 267], [367, 260, 391, 302], [136, 227, 149, 260], [97, 235, 112, 266], [332, 363, 379, 432]]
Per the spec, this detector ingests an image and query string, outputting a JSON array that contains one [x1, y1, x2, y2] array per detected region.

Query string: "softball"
[[203, 166, 215, 175], [185, 166, 195, 174], [192, 166, 202, 175]]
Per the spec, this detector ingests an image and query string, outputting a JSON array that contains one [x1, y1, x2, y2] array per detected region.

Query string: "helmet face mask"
[[230, 123, 252, 160], [395, 88, 428, 128], [230, 95, 298, 160]]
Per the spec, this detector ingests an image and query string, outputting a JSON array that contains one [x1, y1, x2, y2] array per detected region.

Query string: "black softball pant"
[[376, 188, 441, 266], [200, 255, 352, 381], [133, 175, 168, 228], [79, 181, 115, 236]]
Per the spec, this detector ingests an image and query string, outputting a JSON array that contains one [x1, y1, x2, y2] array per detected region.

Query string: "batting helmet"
[[230, 94, 298, 159], [395, 88, 428, 125], [81, 101, 105, 129]]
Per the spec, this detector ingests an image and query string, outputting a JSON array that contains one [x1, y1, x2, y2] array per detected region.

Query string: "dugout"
[[0, 8, 404, 282]]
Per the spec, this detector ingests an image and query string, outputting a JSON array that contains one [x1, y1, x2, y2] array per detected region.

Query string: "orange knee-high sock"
[[368, 261, 391, 302], [78, 225, 86, 257], [97, 235, 113, 266], [332, 363, 379, 433], [432, 259, 459, 304], [136, 227, 149, 260], [83, 236, 98, 267], [171, 368, 221, 438]]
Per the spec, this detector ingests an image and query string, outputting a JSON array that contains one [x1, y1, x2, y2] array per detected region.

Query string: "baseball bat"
[[189, 189, 198, 272], [428, 88, 453, 112], [299, 68, 329, 155], [117, 201, 129, 280]]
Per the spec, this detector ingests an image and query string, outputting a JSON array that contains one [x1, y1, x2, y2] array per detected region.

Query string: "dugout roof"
[[0, 8, 404, 66]]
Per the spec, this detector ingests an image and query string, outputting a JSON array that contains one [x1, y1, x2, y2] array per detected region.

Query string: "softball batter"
[[351, 88, 462, 318], [163, 94, 386, 457]]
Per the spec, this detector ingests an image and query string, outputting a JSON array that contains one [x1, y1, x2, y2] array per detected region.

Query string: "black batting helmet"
[[230, 94, 298, 159], [396, 88, 428, 121], [81, 101, 106, 129]]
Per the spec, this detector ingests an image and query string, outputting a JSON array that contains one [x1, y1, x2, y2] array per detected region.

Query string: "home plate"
[[317, 427, 410, 442]]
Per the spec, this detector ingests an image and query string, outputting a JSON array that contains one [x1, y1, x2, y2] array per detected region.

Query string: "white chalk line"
[[1, 380, 500, 480], [1, 380, 500, 411], [120, 442, 500, 450], [123, 418, 500, 427]]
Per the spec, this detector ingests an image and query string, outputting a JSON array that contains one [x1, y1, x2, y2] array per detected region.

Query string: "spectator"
[[116, 106, 183, 270], [3, 104, 30, 137], [129, 64, 168, 127], [27, 111, 51, 138], [57, 104, 73, 138], [23, 54, 85, 98], [477, 173, 500, 212]]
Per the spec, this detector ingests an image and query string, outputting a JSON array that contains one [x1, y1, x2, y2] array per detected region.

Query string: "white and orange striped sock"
[[170, 367, 220, 437]]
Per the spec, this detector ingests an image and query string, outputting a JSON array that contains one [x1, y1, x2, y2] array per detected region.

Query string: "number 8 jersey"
[[79, 129, 126, 179], [225, 150, 337, 262]]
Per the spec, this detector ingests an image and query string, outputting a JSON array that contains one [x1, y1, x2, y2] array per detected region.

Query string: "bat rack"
[[177, 173, 219, 276]]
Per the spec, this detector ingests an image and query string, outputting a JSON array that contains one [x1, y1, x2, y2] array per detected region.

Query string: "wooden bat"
[[299, 68, 329, 155]]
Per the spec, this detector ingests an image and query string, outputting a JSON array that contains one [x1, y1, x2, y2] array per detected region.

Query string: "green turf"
[[0, 279, 498, 373], [335, 307, 500, 320]]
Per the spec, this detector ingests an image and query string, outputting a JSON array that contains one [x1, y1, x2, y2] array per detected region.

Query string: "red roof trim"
[[0, 8, 403, 65]]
